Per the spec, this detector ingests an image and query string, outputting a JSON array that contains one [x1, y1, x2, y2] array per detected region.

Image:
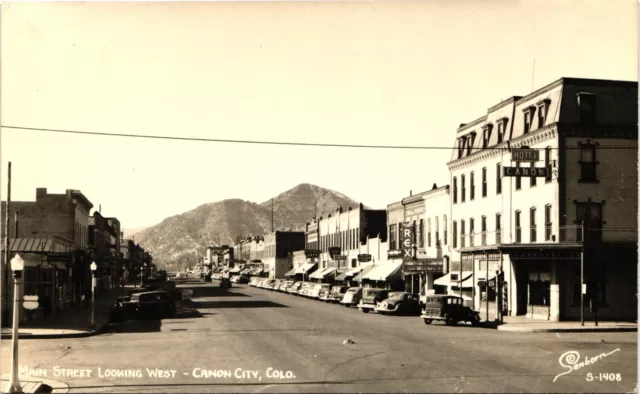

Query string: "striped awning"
[[352, 265, 376, 282], [1, 238, 72, 253]]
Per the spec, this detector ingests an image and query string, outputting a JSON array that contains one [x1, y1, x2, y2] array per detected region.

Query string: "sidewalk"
[[496, 317, 638, 333], [0, 373, 69, 393], [1, 285, 134, 340]]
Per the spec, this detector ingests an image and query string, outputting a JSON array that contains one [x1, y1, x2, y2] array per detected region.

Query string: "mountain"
[[122, 226, 148, 239], [133, 183, 364, 266]]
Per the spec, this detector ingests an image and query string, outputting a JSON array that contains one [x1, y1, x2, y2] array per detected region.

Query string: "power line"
[[1, 124, 637, 151]]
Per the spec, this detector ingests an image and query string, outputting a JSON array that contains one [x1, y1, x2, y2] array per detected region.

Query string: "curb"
[[0, 320, 110, 340], [497, 326, 637, 333]]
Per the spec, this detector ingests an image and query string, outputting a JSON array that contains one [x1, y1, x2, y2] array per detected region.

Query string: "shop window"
[[529, 272, 551, 306], [479, 279, 496, 302]]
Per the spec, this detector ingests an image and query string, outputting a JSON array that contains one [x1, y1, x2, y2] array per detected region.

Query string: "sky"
[[0, 0, 637, 230]]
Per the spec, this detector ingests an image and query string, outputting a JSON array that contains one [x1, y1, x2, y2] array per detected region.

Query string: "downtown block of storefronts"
[[0, 188, 95, 325], [89, 211, 123, 294], [446, 77, 637, 322], [387, 184, 451, 297], [301, 203, 392, 288]]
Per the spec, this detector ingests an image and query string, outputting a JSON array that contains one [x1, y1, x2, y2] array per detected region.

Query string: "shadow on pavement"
[[178, 285, 250, 298], [186, 299, 289, 309], [106, 300, 204, 334]]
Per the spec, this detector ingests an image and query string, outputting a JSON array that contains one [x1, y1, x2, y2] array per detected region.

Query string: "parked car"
[[358, 288, 390, 313], [340, 287, 363, 307], [287, 281, 302, 294], [321, 285, 349, 303], [297, 282, 314, 297], [279, 280, 294, 292], [175, 272, 188, 279], [375, 292, 421, 315], [420, 295, 481, 326], [310, 284, 332, 300], [111, 291, 176, 322]]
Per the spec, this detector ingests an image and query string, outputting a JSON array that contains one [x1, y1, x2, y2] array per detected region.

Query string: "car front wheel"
[[445, 314, 457, 326], [361, 308, 369, 313], [423, 319, 432, 325]]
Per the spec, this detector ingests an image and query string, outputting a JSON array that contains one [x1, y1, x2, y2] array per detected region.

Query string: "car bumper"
[[420, 315, 445, 320], [375, 305, 399, 313]]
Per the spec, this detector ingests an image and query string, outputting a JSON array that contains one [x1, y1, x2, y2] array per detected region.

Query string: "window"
[[545, 147, 552, 183], [482, 167, 487, 197], [529, 272, 551, 306], [419, 219, 425, 248], [481, 216, 487, 246], [466, 133, 475, 156], [537, 99, 550, 128], [575, 201, 603, 242], [497, 118, 508, 143], [452, 221, 457, 248], [460, 220, 465, 248], [469, 218, 475, 247], [515, 210, 521, 243], [482, 125, 493, 149], [530, 207, 537, 242], [580, 144, 597, 181], [515, 163, 521, 190], [530, 162, 537, 187], [470, 172, 475, 200], [496, 163, 502, 194], [461, 174, 466, 202], [523, 107, 535, 134], [389, 224, 397, 249], [453, 177, 458, 204], [495, 213, 502, 244], [577, 92, 596, 124], [427, 219, 431, 247], [435, 217, 440, 246], [444, 215, 448, 245], [457, 138, 465, 159], [545, 204, 552, 241]]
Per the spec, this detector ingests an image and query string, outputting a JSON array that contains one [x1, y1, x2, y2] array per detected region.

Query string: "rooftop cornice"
[[456, 115, 488, 134], [447, 124, 558, 170], [487, 96, 522, 113]]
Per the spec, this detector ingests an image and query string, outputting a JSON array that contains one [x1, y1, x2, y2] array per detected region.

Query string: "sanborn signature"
[[553, 348, 621, 382]]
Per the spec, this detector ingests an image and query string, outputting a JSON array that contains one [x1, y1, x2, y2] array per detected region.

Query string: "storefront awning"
[[229, 266, 242, 274], [336, 263, 372, 281], [309, 267, 337, 280], [352, 265, 376, 282], [252, 268, 264, 276], [296, 262, 317, 275], [434, 271, 473, 288], [1, 238, 73, 253], [363, 261, 403, 281], [284, 267, 297, 277]]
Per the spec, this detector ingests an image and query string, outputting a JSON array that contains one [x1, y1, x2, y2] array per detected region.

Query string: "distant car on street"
[[375, 292, 421, 315], [420, 295, 481, 326]]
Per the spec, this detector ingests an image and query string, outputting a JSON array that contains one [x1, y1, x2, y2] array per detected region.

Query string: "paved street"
[[2, 278, 636, 393]]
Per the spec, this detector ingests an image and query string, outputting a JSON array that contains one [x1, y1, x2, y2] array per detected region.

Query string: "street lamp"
[[141, 263, 147, 287], [89, 262, 97, 330], [8, 253, 24, 394]]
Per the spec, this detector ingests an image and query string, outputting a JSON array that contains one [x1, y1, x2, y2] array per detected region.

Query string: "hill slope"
[[134, 183, 364, 265]]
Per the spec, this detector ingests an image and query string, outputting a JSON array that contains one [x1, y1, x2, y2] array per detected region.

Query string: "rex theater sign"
[[402, 223, 413, 261]]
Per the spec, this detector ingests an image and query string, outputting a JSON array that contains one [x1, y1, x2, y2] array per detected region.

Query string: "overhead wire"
[[1, 125, 637, 151]]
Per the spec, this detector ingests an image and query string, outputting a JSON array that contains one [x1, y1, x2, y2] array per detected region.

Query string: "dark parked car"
[[358, 288, 390, 313], [375, 292, 421, 315], [111, 291, 176, 322], [420, 295, 480, 326]]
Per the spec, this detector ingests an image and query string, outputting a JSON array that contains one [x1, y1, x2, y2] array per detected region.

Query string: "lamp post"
[[89, 262, 97, 330], [8, 253, 24, 394], [140, 264, 146, 287]]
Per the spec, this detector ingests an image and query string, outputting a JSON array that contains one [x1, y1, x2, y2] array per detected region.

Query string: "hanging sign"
[[503, 166, 548, 177], [511, 148, 540, 162]]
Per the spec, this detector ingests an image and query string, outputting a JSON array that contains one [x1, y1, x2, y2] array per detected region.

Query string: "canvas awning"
[[252, 268, 264, 276], [0, 238, 73, 254], [229, 266, 242, 274], [434, 271, 473, 288], [309, 267, 337, 280], [352, 265, 376, 282], [335, 263, 372, 281], [284, 267, 297, 277], [296, 262, 317, 275], [362, 261, 403, 282]]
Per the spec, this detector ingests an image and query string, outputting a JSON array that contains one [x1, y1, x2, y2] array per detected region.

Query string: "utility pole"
[[2, 162, 11, 326]]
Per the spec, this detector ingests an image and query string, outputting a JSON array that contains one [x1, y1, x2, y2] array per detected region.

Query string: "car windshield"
[[389, 293, 406, 300], [347, 288, 358, 293]]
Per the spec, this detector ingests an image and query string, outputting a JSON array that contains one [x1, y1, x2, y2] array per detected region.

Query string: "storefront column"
[[549, 256, 560, 322]]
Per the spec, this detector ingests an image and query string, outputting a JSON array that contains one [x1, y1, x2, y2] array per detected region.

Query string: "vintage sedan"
[[320, 285, 349, 303], [358, 288, 390, 313], [287, 281, 302, 294], [375, 292, 421, 315], [111, 291, 176, 322], [340, 287, 363, 307], [310, 283, 332, 300], [420, 295, 481, 326]]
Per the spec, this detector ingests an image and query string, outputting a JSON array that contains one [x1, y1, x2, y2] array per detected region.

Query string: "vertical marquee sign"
[[402, 223, 414, 261]]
